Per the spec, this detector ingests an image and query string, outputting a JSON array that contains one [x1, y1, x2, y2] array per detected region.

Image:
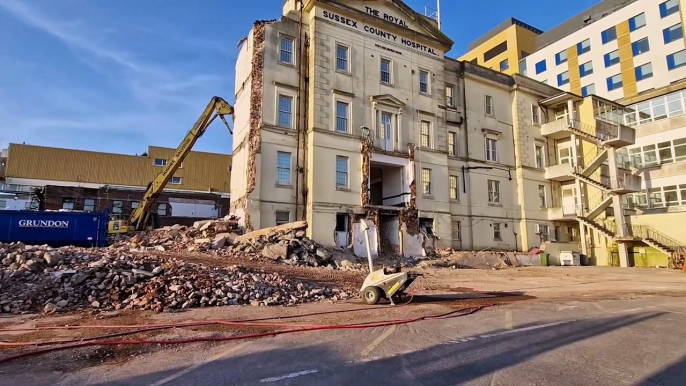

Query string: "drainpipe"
[[459, 63, 474, 250], [294, 0, 304, 221]]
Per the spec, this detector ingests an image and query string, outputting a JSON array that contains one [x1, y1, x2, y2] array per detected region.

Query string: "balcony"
[[548, 205, 580, 221], [596, 119, 635, 147], [544, 163, 574, 181], [540, 119, 571, 140], [610, 171, 641, 194], [541, 118, 635, 147]]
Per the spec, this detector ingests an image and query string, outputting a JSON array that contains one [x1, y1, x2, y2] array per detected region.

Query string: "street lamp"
[[361, 126, 370, 139]]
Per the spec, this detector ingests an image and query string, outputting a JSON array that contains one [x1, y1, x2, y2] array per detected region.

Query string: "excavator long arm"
[[129, 96, 234, 231]]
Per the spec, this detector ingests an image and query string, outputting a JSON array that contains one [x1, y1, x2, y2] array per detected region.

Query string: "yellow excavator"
[[108, 96, 234, 234]]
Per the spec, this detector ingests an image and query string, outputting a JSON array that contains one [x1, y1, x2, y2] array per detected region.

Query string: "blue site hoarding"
[[0, 210, 109, 247]]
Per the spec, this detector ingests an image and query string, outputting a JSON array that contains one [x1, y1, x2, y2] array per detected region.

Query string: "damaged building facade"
[[231, 0, 664, 267]]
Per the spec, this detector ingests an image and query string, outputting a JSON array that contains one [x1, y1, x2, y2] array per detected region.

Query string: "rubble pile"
[[221, 221, 339, 268], [121, 220, 350, 269], [0, 242, 351, 314], [421, 249, 514, 270], [121, 216, 242, 253]]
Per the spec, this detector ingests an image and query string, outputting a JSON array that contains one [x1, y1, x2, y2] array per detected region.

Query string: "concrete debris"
[[0, 242, 351, 314], [235, 221, 307, 244], [426, 249, 513, 270]]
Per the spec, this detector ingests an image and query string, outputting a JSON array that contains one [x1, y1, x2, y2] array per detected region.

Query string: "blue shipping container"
[[0, 210, 109, 247]]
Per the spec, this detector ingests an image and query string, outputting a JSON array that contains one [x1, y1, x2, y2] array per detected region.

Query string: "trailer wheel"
[[361, 286, 382, 305]]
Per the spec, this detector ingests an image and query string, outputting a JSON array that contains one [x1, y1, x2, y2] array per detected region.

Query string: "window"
[[531, 104, 540, 125], [154, 158, 167, 167], [488, 180, 500, 204], [664, 24, 683, 44], [452, 221, 461, 241], [420, 120, 431, 148], [557, 71, 570, 86], [675, 138, 686, 162], [483, 41, 508, 61], [84, 198, 95, 212], [519, 59, 527, 75], [380, 58, 391, 84], [170, 176, 182, 184], [448, 131, 458, 156], [650, 188, 663, 208], [601, 26, 617, 44], [660, 0, 679, 18], [629, 13, 646, 31], [632, 38, 650, 56], [538, 185, 547, 209], [279, 36, 295, 64], [485, 95, 494, 116], [535, 59, 547, 74], [658, 141, 674, 164], [485, 138, 498, 162], [0, 200, 5, 209], [493, 223, 502, 240], [535, 143, 545, 168], [62, 198, 75, 211], [131, 201, 139, 209], [275, 211, 290, 225], [157, 203, 167, 216], [555, 50, 567, 65], [421, 168, 431, 195], [276, 151, 292, 185], [635, 63, 653, 81], [277, 94, 293, 128], [336, 156, 348, 188], [582, 84, 595, 97], [538, 224, 550, 241], [664, 185, 679, 206], [579, 61, 593, 77], [607, 74, 623, 91], [336, 44, 348, 72], [577, 39, 591, 55], [499, 59, 509, 71], [112, 200, 123, 214], [643, 144, 658, 165], [604, 50, 620, 67], [667, 50, 686, 70], [450, 175, 459, 200], [335, 101, 349, 133], [419, 70, 429, 93], [445, 84, 455, 107]]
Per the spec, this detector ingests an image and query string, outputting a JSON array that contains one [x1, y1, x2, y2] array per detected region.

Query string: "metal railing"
[[631, 224, 686, 253]]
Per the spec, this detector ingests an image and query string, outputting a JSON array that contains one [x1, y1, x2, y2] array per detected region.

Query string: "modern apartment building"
[[458, 18, 542, 75], [2, 144, 232, 225], [519, 0, 686, 101], [228, 0, 684, 267]]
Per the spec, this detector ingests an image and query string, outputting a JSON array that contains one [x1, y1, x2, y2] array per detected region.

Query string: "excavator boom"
[[128, 96, 234, 231]]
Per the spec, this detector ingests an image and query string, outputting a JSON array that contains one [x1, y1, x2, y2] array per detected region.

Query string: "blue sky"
[[0, 0, 598, 155]]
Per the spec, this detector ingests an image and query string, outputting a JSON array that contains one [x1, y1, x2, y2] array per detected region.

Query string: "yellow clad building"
[[458, 18, 542, 75]]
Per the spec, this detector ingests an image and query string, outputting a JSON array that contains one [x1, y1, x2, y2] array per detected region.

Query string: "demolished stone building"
[[230, 0, 655, 267]]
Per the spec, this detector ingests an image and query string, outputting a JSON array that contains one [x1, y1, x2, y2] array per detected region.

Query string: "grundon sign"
[[320, 10, 440, 57], [18, 219, 70, 228]]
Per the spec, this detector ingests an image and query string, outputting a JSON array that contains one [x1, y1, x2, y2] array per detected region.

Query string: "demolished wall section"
[[240, 20, 273, 231], [360, 139, 371, 206]]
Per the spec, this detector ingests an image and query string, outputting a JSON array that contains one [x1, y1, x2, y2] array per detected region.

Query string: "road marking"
[[504, 310, 513, 330], [360, 325, 397, 357], [148, 341, 251, 386], [260, 369, 319, 383]]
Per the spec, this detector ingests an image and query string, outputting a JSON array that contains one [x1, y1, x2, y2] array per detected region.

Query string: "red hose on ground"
[[0, 304, 493, 364]]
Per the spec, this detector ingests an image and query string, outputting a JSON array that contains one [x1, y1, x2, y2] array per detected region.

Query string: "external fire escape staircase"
[[543, 116, 684, 265]]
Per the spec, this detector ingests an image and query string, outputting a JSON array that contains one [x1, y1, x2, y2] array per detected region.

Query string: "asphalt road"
[[18, 294, 684, 386]]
